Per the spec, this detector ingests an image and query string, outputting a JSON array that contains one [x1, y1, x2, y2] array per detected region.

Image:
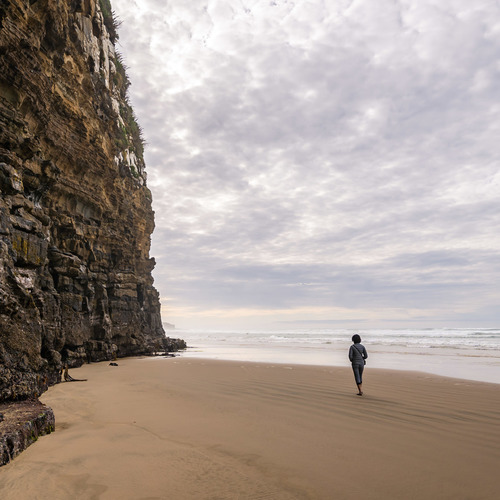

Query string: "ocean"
[[171, 327, 500, 384]]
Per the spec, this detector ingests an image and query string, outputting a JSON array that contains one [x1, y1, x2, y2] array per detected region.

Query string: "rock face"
[[0, 399, 55, 465], [0, 0, 184, 403]]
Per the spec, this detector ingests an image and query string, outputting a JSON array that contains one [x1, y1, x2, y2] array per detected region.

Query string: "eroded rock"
[[0, 399, 55, 466], [0, 0, 184, 403]]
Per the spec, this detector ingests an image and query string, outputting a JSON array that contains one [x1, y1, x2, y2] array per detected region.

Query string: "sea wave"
[[172, 327, 500, 383], [173, 327, 500, 351]]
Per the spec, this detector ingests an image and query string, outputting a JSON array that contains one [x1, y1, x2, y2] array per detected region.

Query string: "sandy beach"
[[0, 357, 499, 499]]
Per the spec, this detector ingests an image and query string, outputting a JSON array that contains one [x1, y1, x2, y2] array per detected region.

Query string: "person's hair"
[[352, 334, 361, 344]]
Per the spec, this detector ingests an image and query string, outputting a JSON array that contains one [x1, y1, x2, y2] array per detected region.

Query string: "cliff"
[[0, 0, 184, 403]]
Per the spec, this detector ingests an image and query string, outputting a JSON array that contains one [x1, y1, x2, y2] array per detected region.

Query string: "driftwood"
[[61, 365, 87, 382]]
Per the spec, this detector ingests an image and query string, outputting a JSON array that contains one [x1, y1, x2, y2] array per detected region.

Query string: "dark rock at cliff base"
[[163, 337, 187, 351], [0, 0, 184, 403]]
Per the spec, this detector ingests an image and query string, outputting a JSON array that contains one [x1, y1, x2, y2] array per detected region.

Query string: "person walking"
[[349, 334, 368, 395]]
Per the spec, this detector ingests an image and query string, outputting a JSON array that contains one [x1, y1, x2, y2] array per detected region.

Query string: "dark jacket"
[[349, 343, 368, 365]]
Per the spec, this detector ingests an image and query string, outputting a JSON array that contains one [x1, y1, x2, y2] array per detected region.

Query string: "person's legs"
[[352, 364, 364, 395]]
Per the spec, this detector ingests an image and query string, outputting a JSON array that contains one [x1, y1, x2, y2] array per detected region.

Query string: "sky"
[[111, 0, 500, 331]]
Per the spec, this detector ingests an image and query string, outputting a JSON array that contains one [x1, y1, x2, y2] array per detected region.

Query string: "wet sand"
[[0, 357, 499, 499]]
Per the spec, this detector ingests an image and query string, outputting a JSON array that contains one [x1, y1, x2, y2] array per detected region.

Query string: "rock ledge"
[[0, 399, 55, 467]]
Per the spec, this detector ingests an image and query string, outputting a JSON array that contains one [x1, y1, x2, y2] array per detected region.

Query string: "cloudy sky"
[[111, 0, 500, 330]]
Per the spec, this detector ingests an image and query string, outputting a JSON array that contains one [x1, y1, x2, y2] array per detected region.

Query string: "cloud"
[[112, 0, 500, 328]]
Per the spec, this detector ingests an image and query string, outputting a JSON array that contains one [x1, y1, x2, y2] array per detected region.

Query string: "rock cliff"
[[0, 0, 184, 403]]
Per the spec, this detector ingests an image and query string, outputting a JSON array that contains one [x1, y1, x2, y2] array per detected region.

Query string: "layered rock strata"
[[0, 0, 184, 404]]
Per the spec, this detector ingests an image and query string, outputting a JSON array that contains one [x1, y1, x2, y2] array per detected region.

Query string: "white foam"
[[173, 327, 500, 384]]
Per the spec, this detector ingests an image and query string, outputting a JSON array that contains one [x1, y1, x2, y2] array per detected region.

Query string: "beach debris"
[[61, 365, 87, 382]]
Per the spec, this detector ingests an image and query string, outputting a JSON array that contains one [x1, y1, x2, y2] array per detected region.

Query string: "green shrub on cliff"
[[113, 53, 130, 96], [99, 0, 120, 43], [105, 11, 145, 165]]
